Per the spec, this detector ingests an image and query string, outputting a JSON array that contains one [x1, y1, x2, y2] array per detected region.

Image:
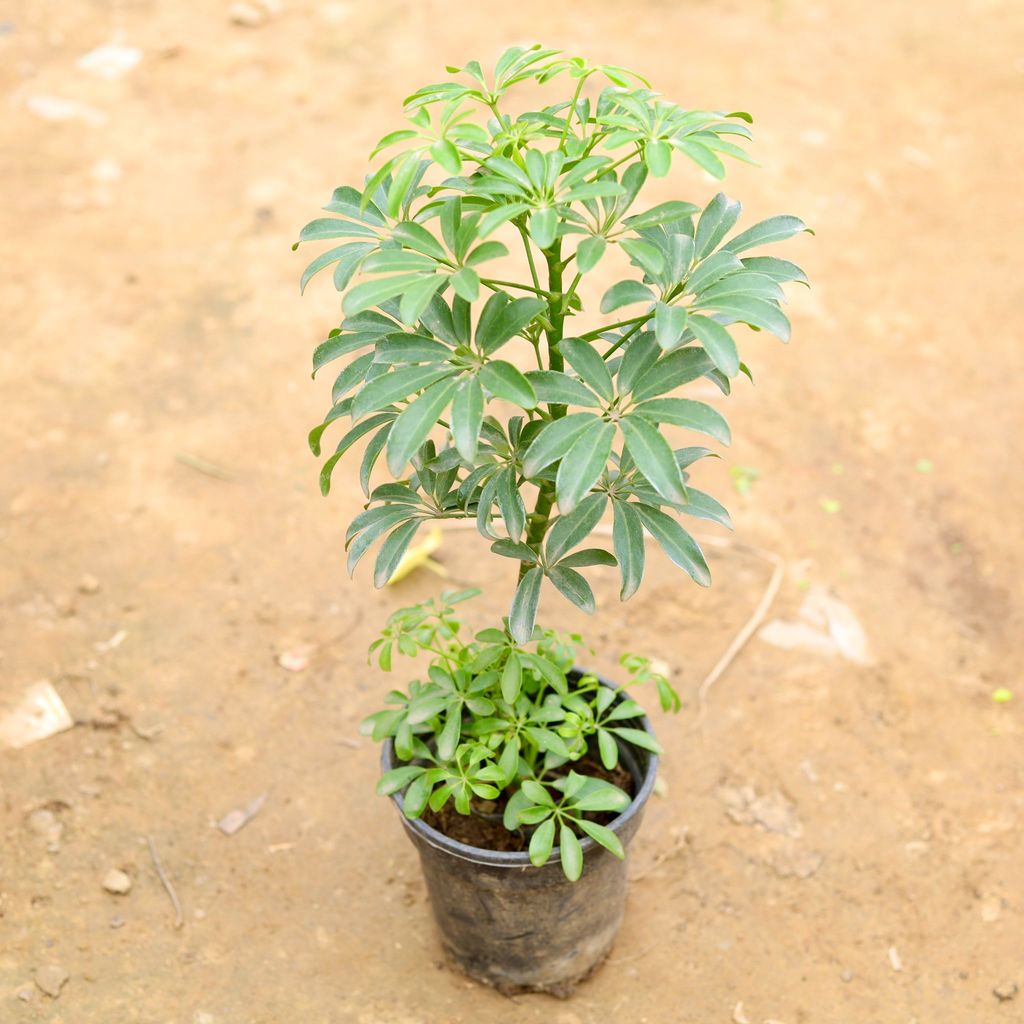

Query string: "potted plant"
[[296, 44, 808, 995]]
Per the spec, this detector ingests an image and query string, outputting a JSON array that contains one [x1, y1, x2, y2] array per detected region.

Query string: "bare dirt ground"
[[2, 1, 1024, 1021]]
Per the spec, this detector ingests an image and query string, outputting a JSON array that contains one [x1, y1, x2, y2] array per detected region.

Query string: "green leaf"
[[300, 242, 374, 294], [491, 539, 538, 562], [352, 364, 456, 420], [436, 710, 461, 760], [558, 547, 616, 568], [740, 255, 808, 285], [644, 140, 671, 177], [572, 781, 631, 812], [479, 360, 537, 409], [464, 241, 509, 267], [510, 566, 543, 643], [612, 499, 645, 600], [608, 725, 664, 754], [624, 200, 700, 230], [633, 504, 710, 586], [630, 347, 714, 402], [450, 376, 484, 461], [688, 314, 739, 376], [298, 217, 378, 243], [694, 192, 742, 259], [343, 273, 430, 318], [576, 235, 607, 273], [686, 251, 744, 295], [673, 138, 725, 178], [558, 338, 614, 403], [654, 302, 688, 351], [522, 413, 599, 478], [399, 275, 444, 327], [597, 728, 619, 769], [521, 778, 554, 806], [600, 280, 654, 314], [476, 297, 547, 354], [524, 370, 601, 408], [615, 331, 660, 394], [559, 825, 583, 881], [723, 215, 809, 255], [703, 297, 791, 342], [329, 243, 374, 293], [555, 419, 614, 512], [529, 817, 556, 867], [392, 221, 448, 260], [496, 467, 526, 541], [620, 416, 687, 504], [548, 565, 596, 613], [529, 207, 558, 249], [450, 267, 480, 302], [376, 765, 426, 796], [385, 378, 458, 475], [634, 397, 731, 445], [373, 519, 421, 587], [374, 334, 451, 365], [546, 492, 608, 563], [430, 138, 462, 175], [501, 652, 523, 704], [621, 238, 665, 279], [402, 771, 435, 819], [576, 819, 625, 859]]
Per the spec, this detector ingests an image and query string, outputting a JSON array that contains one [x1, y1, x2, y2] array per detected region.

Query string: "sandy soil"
[[2, 1, 1024, 1021]]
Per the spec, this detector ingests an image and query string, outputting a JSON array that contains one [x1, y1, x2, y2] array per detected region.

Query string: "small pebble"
[[840, 969, 853, 983], [994, 981, 1019, 1002], [102, 868, 132, 895], [110, 914, 125, 929], [16, 986, 33, 1002], [35, 964, 69, 998], [78, 573, 101, 595]]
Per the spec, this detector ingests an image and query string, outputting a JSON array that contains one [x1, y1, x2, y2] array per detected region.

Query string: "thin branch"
[[146, 835, 183, 930]]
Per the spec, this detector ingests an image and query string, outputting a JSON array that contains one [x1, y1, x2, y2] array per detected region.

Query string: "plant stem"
[[518, 242, 566, 582]]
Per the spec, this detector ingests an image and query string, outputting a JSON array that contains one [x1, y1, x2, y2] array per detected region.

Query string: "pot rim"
[[380, 667, 660, 868]]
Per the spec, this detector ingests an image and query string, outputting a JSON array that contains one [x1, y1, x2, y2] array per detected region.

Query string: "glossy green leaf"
[[633, 504, 710, 586], [399, 274, 444, 327], [343, 273, 430, 318], [555, 419, 614, 512], [476, 297, 546, 354], [385, 378, 458, 475], [644, 140, 671, 178], [545, 492, 608, 563], [576, 235, 606, 273], [559, 338, 614, 402], [450, 375, 484, 461], [529, 207, 558, 249], [633, 397, 731, 445], [619, 415, 687, 503], [723, 215, 809, 255], [352, 364, 456, 420], [688, 314, 739, 375], [529, 817, 556, 867], [559, 825, 583, 881], [522, 413, 599, 478], [480, 360, 537, 409], [501, 652, 523, 704], [509, 566, 543, 643], [373, 519, 421, 587], [654, 302, 688, 351], [557, 548, 616, 568], [702, 297, 791, 342], [694, 192, 742, 259], [577, 819, 625, 858], [600, 280, 655, 314], [524, 370, 601, 408], [450, 266, 480, 301], [548, 565, 596, 613], [612, 499, 645, 600]]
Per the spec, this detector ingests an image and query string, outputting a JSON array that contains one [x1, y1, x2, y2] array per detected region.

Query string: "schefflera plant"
[[297, 46, 808, 879]]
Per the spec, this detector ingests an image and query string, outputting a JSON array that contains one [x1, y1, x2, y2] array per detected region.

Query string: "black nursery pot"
[[380, 670, 659, 996]]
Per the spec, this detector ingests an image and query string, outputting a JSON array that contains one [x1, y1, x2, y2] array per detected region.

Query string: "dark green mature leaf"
[[374, 334, 451, 365], [496, 467, 526, 541], [524, 370, 601, 408], [600, 280, 655, 314], [352, 364, 456, 420], [612, 499, 645, 600], [385, 378, 459, 475], [558, 339, 614, 403], [491, 539, 538, 562], [680, 487, 733, 529], [548, 565, 595, 613], [723, 215, 809, 254], [630, 347, 714, 402], [619, 416, 687, 504], [558, 547, 616, 568], [633, 503, 710, 586], [559, 825, 584, 881], [634, 397, 731, 445], [545, 492, 608, 563], [510, 566, 543, 643], [480, 360, 537, 409], [312, 331, 378, 375], [555, 419, 614, 512], [476, 297, 547, 354], [687, 314, 739, 376], [522, 413, 599, 478], [616, 331, 660, 393], [373, 519, 422, 587], [704, 297, 791, 342], [346, 507, 414, 574], [450, 376, 484, 461]]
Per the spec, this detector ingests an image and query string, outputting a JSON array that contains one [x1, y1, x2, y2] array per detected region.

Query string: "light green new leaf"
[[705, 297, 791, 342], [576, 235, 607, 273], [392, 221, 448, 260], [529, 207, 558, 249], [450, 266, 480, 302], [529, 817, 555, 867], [559, 825, 584, 881], [619, 415, 687, 504], [430, 138, 462, 175], [501, 651, 523, 704], [577, 819, 625, 859], [600, 280, 655, 314], [385, 378, 458, 475], [644, 140, 671, 178]]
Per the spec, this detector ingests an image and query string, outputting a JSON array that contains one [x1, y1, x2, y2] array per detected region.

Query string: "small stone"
[[16, 986, 33, 1002], [102, 868, 132, 894], [35, 964, 69, 998], [840, 969, 854, 983], [110, 914, 125, 929], [994, 981, 1018, 1002], [981, 897, 1003, 923], [78, 573, 101, 595]]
